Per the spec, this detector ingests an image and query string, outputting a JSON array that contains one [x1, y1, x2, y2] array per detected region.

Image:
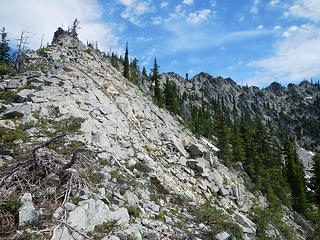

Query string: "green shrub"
[[191, 204, 242, 239], [94, 220, 117, 233], [126, 205, 141, 218], [0, 126, 29, 146], [156, 211, 166, 221]]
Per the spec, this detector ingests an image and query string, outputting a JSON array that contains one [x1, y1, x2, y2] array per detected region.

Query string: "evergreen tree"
[[164, 78, 180, 114], [142, 66, 148, 78], [0, 27, 10, 62], [70, 18, 80, 37], [130, 58, 138, 84], [0, 27, 11, 76], [151, 58, 161, 105], [284, 138, 310, 214], [311, 154, 320, 203], [213, 101, 231, 166], [123, 43, 130, 79]]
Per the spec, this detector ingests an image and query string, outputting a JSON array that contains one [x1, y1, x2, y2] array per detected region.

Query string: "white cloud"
[[257, 25, 264, 30], [0, 0, 119, 52], [285, 0, 320, 22], [270, 0, 280, 7], [187, 9, 211, 24], [247, 24, 320, 86], [119, 0, 152, 26], [274, 25, 282, 30], [160, 1, 169, 8], [239, 16, 245, 22], [182, 0, 194, 6], [250, 0, 260, 14]]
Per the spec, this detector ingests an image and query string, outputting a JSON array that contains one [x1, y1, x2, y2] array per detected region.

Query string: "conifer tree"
[[0, 27, 10, 62], [214, 101, 231, 166], [151, 58, 161, 105], [284, 138, 310, 214], [0, 27, 11, 76], [311, 154, 320, 203], [123, 43, 130, 79], [142, 66, 148, 78], [130, 58, 138, 84]]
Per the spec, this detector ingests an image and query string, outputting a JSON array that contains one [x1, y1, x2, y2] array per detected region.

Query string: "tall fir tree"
[[123, 42, 130, 79], [311, 154, 320, 204], [213, 100, 231, 166], [0, 27, 10, 62], [151, 58, 161, 105], [284, 138, 310, 214]]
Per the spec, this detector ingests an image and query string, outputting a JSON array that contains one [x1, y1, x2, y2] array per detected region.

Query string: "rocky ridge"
[[0, 32, 311, 239]]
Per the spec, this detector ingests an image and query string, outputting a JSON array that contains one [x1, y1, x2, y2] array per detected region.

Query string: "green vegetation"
[[310, 154, 320, 203], [156, 211, 166, 221], [191, 204, 242, 239], [93, 220, 117, 234], [126, 205, 141, 218], [0, 200, 22, 215], [151, 58, 162, 106], [0, 125, 29, 146], [123, 43, 130, 80]]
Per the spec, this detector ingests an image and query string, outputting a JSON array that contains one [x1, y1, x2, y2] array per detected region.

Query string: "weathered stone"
[[188, 143, 207, 157], [15, 89, 35, 102], [125, 191, 139, 206], [3, 104, 32, 119], [101, 236, 120, 240], [233, 161, 244, 172], [234, 212, 256, 233], [64, 202, 76, 211], [173, 138, 188, 157], [19, 193, 37, 225], [108, 208, 130, 224], [215, 231, 231, 240], [218, 188, 229, 196]]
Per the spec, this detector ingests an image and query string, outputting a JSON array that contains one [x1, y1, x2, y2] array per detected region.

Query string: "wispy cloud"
[[187, 9, 211, 24], [246, 24, 320, 86], [182, 0, 194, 6], [250, 0, 260, 14], [160, 1, 169, 8], [285, 0, 320, 22], [119, 0, 153, 26], [0, 0, 119, 52]]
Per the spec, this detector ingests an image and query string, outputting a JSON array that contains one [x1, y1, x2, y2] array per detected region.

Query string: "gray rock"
[[125, 190, 139, 206], [173, 138, 188, 157], [187, 159, 204, 174], [3, 104, 32, 119], [15, 89, 35, 102], [233, 161, 244, 172], [215, 231, 231, 240], [52, 206, 64, 220], [144, 231, 159, 240], [101, 236, 120, 240], [108, 208, 130, 224], [19, 193, 37, 225], [64, 202, 76, 211], [188, 143, 207, 157], [234, 212, 256, 233], [218, 188, 229, 197]]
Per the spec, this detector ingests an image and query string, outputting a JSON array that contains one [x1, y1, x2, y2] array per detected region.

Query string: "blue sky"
[[1, 0, 320, 87]]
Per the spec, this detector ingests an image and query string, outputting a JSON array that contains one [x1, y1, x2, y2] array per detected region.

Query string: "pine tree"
[[130, 58, 138, 84], [0, 27, 11, 76], [284, 138, 310, 214], [142, 67, 148, 78], [123, 43, 130, 79], [151, 58, 161, 105], [311, 154, 320, 203], [71, 18, 80, 37], [0, 27, 10, 62], [214, 101, 231, 166]]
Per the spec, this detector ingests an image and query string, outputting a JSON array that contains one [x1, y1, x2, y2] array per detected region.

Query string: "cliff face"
[[0, 33, 312, 239]]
